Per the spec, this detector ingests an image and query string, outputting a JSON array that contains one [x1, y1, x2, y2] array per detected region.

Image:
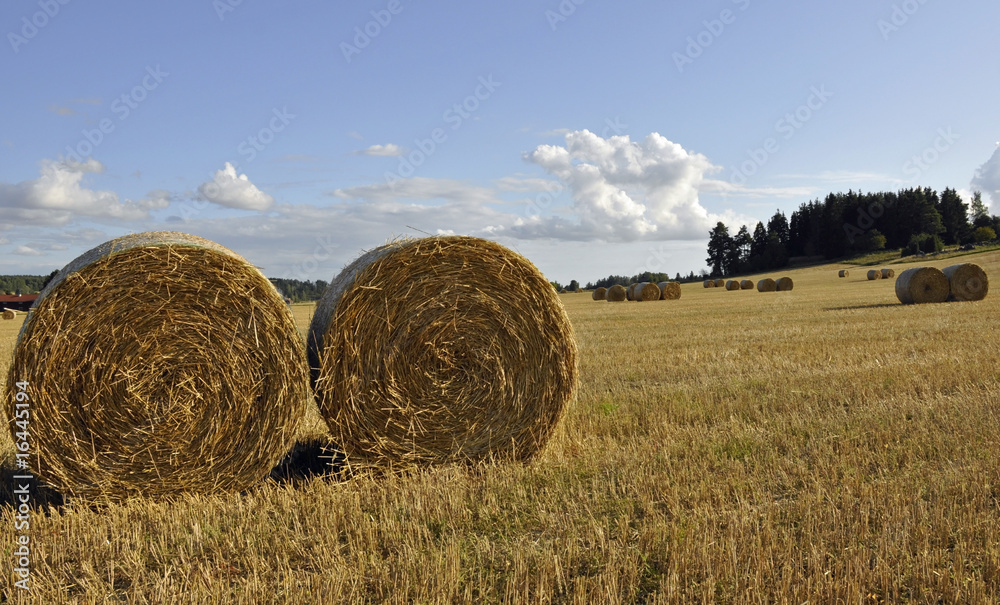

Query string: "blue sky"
[[2, 0, 999, 284]]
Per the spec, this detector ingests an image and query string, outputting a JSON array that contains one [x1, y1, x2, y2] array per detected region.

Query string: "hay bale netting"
[[703, 279, 715, 288], [757, 278, 777, 292], [2, 309, 15, 320], [867, 269, 882, 280], [635, 282, 661, 301], [658, 281, 681, 300], [881, 268, 895, 279], [895, 266, 950, 304], [3, 232, 309, 499], [776, 277, 794, 291], [725, 280, 741, 291], [740, 279, 754, 290], [838, 270, 849, 278], [942, 263, 988, 302], [606, 284, 627, 302], [714, 278, 725, 288], [308, 236, 578, 465], [592, 287, 607, 301]]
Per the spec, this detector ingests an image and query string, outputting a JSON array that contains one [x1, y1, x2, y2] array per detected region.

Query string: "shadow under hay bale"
[[308, 236, 578, 466], [269, 438, 348, 483], [592, 287, 607, 301], [895, 266, 950, 304], [776, 277, 794, 291], [757, 278, 777, 292], [942, 263, 988, 302], [606, 284, 627, 301], [4, 231, 310, 500]]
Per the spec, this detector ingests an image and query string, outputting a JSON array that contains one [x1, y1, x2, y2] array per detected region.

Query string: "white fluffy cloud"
[[354, 144, 404, 157], [971, 145, 1000, 205], [521, 130, 727, 241], [0, 158, 168, 226], [197, 162, 274, 211]]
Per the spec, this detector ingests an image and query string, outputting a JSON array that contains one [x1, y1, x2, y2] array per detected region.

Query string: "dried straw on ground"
[[757, 278, 777, 292], [867, 269, 882, 280], [776, 277, 794, 291], [740, 279, 754, 290], [635, 282, 661, 301], [703, 279, 715, 288], [1, 309, 14, 320], [942, 263, 988, 302], [4, 232, 309, 499], [714, 278, 725, 288], [658, 281, 681, 300], [838, 270, 849, 278], [881, 268, 895, 279], [592, 287, 607, 301], [895, 266, 950, 304], [725, 280, 741, 291], [606, 284, 627, 302], [308, 236, 578, 465]]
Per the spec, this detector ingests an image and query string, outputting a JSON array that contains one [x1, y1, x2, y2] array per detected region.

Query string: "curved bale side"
[[714, 278, 725, 288], [592, 287, 607, 301], [1, 309, 15, 320], [776, 277, 794, 291], [867, 269, 882, 280], [4, 231, 309, 499], [881, 268, 895, 279], [740, 279, 754, 290], [658, 281, 682, 300], [606, 284, 627, 302], [757, 278, 777, 292], [942, 263, 988, 302], [626, 283, 637, 301], [895, 266, 950, 304], [308, 236, 579, 465], [838, 270, 849, 278], [635, 282, 661, 301], [703, 280, 715, 288], [725, 280, 741, 291]]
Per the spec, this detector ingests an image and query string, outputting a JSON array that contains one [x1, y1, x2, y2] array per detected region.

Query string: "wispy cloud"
[[353, 143, 404, 157]]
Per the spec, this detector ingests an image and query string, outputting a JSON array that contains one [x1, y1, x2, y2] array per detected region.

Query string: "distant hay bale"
[[740, 279, 754, 290], [308, 236, 578, 465], [867, 269, 882, 280], [606, 284, 627, 302], [4, 231, 309, 499], [775, 277, 794, 291], [635, 282, 661, 301], [592, 287, 607, 301], [714, 278, 725, 288], [895, 266, 950, 304], [757, 278, 777, 292], [838, 270, 849, 278], [626, 283, 637, 301], [942, 263, 988, 302], [880, 268, 895, 279], [703, 279, 715, 288], [2, 309, 15, 320], [725, 280, 741, 291], [658, 281, 681, 300]]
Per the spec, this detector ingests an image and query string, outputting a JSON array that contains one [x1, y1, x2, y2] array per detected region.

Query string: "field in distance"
[[1, 252, 999, 602]]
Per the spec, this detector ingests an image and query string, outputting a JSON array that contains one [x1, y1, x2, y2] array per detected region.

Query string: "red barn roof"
[[0, 294, 39, 304]]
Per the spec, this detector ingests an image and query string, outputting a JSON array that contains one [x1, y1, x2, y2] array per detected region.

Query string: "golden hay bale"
[[880, 268, 895, 279], [606, 284, 627, 302], [658, 281, 681, 300], [757, 278, 777, 292], [895, 266, 950, 304], [725, 280, 741, 291], [4, 232, 309, 499], [867, 269, 882, 280], [714, 278, 725, 288], [592, 287, 607, 301], [740, 279, 754, 290], [2, 309, 15, 320], [838, 270, 849, 278], [775, 277, 794, 291], [635, 282, 661, 301], [942, 263, 988, 302], [308, 236, 578, 465], [703, 279, 715, 288]]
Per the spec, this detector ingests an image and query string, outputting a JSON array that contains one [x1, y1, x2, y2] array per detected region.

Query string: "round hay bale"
[[703, 279, 715, 288], [880, 268, 895, 279], [4, 232, 309, 499], [725, 280, 741, 291], [592, 287, 607, 301], [867, 269, 882, 280], [635, 282, 661, 301], [606, 284, 627, 302], [308, 236, 578, 465], [757, 278, 777, 292], [942, 263, 988, 302], [2, 309, 15, 320], [775, 277, 794, 291], [714, 278, 725, 288], [740, 279, 754, 290], [895, 266, 950, 304], [626, 283, 637, 301], [658, 281, 681, 300], [838, 270, 849, 278]]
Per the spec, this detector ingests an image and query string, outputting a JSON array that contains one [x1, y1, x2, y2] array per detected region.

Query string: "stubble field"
[[2, 252, 1000, 603]]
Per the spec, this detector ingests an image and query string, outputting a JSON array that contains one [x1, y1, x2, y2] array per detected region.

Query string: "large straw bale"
[[867, 269, 882, 280], [626, 283, 637, 301], [606, 284, 627, 302], [4, 231, 309, 499], [308, 236, 578, 465], [703, 280, 715, 288], [658, 281, 681, 300], [725, 280, 741, 291], [592, 287, 607, 301], [894, 266, 950, 304], [775, 277, 794, 291], [880, 268, 895, 279], [838, 270, 849, 278], [942, 263, 988, 302], [714, 278, 725, 288], [740, 279, 754, 290], [757, 278, 777, 292], [635, 282, 661, 301]]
